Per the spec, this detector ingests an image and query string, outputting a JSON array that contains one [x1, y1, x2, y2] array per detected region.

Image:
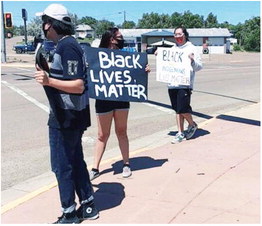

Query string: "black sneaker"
[[76, 201, 99, 221], [53, 211, 80, 224], [186, 122, 198, 140]]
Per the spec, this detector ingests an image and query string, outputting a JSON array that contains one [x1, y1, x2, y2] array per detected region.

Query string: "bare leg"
[[181, 113, 194, 127], [93, 112, 113, 170], [176, 113, 185, 133], [114, 110, 129, 164]]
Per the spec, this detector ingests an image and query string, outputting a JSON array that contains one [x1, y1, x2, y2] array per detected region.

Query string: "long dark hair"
[[42, 15, 75, 35], [99, 27, 119, 48], [174, 26, 189, 41]]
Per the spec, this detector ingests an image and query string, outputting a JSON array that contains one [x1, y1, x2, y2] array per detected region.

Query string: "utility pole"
[[1, 1, 6, 63], [119, 11, 126, 25]]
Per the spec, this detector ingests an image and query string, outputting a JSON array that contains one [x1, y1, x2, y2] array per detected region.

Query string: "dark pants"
[[49, 127, 93, 209], [168, 88, 192, 114]]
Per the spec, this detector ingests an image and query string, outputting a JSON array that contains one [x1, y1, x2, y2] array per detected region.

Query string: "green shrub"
[[233, 44, 242, 51]]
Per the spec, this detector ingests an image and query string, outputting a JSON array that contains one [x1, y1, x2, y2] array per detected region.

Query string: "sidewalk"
[[1, 103, 260, 224]]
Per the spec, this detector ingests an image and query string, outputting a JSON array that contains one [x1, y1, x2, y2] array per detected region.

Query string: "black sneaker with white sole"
[[76, 201, 99, 221], [53, 211, 80, 224]]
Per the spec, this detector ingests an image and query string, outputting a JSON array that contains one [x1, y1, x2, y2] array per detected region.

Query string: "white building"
[[75, 24, 94, 39], [120, 28, 233, 54]]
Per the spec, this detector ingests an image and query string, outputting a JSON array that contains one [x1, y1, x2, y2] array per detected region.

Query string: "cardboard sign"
[[156, 47, 192, 86], [35, 43, 49, 73], [85, 47, 148, 102]]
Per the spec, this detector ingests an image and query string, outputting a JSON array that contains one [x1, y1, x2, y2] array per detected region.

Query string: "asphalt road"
[[1, 45, 260, 191]]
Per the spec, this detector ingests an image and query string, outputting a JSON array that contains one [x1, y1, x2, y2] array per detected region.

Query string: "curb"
[[0, 116, 215, 214]]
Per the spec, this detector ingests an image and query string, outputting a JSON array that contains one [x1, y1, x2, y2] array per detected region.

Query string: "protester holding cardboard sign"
[[167, 27, 202, 144], [89, 27, 150, 180], [86, 47, 148, 102]]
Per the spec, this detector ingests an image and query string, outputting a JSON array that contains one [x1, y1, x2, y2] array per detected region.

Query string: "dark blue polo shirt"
[[44, 36, 91, 130]]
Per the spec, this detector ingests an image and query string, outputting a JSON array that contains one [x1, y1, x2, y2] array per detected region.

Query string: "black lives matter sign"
[[85, 47, 148, 102]]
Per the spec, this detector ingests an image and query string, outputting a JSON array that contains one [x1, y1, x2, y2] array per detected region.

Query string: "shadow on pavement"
[[92, 156, 168, 212], [92, 182, 125, 212], [14, 74, 34, 80], [168, 128, 210, 140], [147, 99, 213, 120], [216, 114, 260, 126], [100, 156, 168, 176]]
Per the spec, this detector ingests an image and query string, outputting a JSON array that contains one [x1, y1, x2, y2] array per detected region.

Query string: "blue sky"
[[3, 1, 261, 27]]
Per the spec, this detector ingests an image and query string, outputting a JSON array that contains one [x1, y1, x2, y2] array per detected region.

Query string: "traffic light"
[[22, 9, 27, 21], [4, 13, 13, 28]]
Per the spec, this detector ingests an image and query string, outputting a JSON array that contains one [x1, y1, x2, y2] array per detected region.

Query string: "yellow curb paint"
[[1, 181, 57, 214], [1, 118, 214, 214], [1, 148, 148, 215]]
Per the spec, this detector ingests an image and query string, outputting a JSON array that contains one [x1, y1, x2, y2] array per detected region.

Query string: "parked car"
[[85, 33, 92, 38], [43, 40, 56, 62], [13, 41, 36, 54], [79, 42, 91, 60], [122, 47, 137, 52], [146, 46, 157, 54]]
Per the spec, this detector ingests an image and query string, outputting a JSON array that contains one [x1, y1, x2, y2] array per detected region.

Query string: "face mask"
[[116, 39, 125, 49], [175, 37, 184, 45]]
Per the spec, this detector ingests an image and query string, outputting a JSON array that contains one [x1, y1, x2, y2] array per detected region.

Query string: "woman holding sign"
[[168, 26, 202, 143], [90, 27, 150, 180]]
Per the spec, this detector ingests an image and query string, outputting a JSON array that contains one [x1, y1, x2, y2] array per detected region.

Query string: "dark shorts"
[[95, 99, 130, 114], [168, 88, 192, 114]]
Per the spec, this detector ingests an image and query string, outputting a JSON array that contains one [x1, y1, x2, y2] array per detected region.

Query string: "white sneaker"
[[122, 164, 132, 178], [171, 132, 186, 144]]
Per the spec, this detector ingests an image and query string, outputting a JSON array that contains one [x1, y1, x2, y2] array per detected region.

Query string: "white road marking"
[[1, 80, 50, 113]]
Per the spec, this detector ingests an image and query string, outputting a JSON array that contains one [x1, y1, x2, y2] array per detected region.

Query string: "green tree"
[[230, 23, 244, 45], [121, 20, 136, 29], [181, 11, 204, 28], [78, 16, 97, 28], [205, 12, 218, 28], [137, 12, 171, 28], [27, 17, 42, 36], [95, 19, 115, 37], [170, 12, 183, 28], [219, 21, 229, 28], [242, 17, 260, 51]]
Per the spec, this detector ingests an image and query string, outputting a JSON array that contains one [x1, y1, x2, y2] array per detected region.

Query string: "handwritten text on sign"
[[85, 47, 148, 102], [156, 47, 192, 86]]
